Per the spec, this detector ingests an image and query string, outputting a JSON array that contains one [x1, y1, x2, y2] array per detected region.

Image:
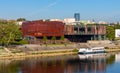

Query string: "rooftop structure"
[[49, 19, 63, 22], [64, 18, 76, 25], [74, 13, 80, 21]]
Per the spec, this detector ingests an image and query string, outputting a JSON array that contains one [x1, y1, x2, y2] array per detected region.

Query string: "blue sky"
[[0, 0, 120, 22]]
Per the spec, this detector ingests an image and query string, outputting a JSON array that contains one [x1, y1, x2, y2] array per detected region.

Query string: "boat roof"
[[92, 47, 104, 49], [80, 47, 104, 49]]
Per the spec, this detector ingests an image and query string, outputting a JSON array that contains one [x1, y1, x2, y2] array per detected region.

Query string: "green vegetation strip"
[[30, 49, 78, 55]]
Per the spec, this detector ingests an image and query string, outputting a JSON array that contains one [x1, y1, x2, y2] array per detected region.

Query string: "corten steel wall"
[[88, 25, 106, 35], [64, 25, 74, 35], [22, 20, 64, 37], [97, 25, 106, 35]]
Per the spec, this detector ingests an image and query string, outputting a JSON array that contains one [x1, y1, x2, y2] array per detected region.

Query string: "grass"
[[42, 43, 71, 46], [0, 45, 78, 59], [11, 50, 22, 53], [29, 49, 78, 55], [0, 49, 77, 59], [31, 51, 70, 55]]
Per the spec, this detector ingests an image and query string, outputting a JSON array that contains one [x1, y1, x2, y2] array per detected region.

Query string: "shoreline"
[[106, 48, 120, 52], [0, 49, 78, 59], [1, 42, 120, 60], [0, 48, 120, 60]]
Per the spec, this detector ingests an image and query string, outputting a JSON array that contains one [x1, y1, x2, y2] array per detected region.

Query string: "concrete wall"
[[87, 40, 112, 44]]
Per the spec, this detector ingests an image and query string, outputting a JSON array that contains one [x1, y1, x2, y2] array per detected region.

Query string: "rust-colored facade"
[[21, 20, 106, 43], [22, 20, 64, 37], [64, 25, 74, 35]]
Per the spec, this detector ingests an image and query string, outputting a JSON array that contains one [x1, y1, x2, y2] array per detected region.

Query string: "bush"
[[10, 42, 21, 45], [72, 48, 78, 52], [10, 40, 28, 45], [19, 39, 28, 44]]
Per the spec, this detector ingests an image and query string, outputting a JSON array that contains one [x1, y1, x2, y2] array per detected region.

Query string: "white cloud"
[[46, 2, 58, 9], [26, 0, 62, 18]]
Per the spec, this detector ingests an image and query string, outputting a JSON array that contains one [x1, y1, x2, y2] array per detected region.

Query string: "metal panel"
[[21, 20, 64, 37]]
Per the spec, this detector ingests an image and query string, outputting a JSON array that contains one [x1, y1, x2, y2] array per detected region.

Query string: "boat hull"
[[78, 47, 106, 54], [78, 51, 105, 54]]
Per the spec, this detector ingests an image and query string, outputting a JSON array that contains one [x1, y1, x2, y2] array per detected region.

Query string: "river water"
[[0, 53, 120, 73]]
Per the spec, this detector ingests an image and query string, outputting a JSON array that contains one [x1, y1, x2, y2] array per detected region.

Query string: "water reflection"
[[78, 53, 107, 73], [20, 55, 79, 73], [0, 60, 20, 73], [0, 53, 117, 73], [115, 52, 120, 62]]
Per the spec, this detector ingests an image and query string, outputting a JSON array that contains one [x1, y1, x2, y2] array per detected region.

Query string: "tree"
[[0, 20, 22, 46], [43, 36, 48, 44], [60, 36, 65, 43], [114, 24, 120, 29], [106, 26, 115, 40], [106, 24, 120, 41], [17, 18, 26, 21], [51, 36, 56, 44]]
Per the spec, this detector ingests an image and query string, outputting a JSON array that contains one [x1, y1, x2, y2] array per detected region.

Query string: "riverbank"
[[0, 43, 120, 59], [106, 48, 120, 52], [0, 48, 78, 59], [0, 48, 120, 60]]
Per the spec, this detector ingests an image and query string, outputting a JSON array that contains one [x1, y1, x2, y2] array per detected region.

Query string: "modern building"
[[21, 20, 106, 43], [98, 21, 108, 24], [115, 29, 120, 38], [74, 13, 80, 21], [64, 18, 76, 25], [64, 18, 75, 23], [80, 20, 96, 24], [65, 24, 106, 42], [50, 19, 63, 22], [22, 20, 65, 44], [22, 20, 64, 37]]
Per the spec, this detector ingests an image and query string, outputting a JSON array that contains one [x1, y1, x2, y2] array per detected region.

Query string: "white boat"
[[78, 47, 105, 54]]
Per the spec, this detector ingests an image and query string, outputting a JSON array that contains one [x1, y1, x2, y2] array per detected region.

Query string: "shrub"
[[10, 40, 28, 45], [19, 39, 28, 44], [72, 48, 78, 52]]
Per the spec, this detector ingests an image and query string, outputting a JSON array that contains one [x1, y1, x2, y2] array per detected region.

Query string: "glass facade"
[[74, 13, 80, 21]]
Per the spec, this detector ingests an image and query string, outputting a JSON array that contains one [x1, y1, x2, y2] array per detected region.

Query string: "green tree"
[[0, 20, 22, 46], [106, 24, 120, 40], [43, 36, 48, 44], [60, 36, 65, 43], [17, 18, 26, 21], [114, 24, 120, 29], [106, 26, 115, 40], [51, 36, 56, 44]]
